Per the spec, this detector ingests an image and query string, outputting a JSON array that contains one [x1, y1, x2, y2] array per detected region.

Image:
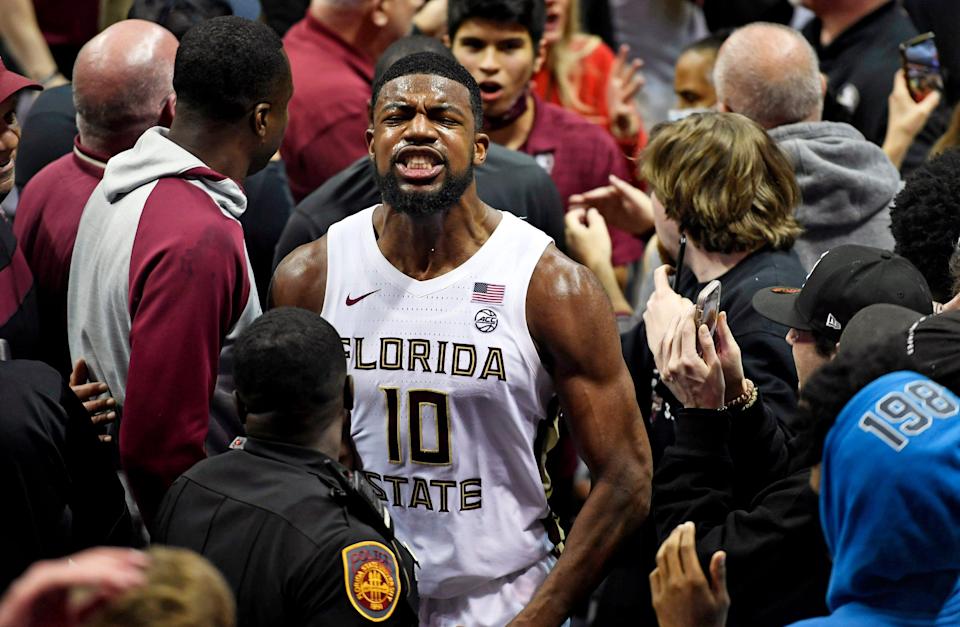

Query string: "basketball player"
[[271, 52, 651, 626]]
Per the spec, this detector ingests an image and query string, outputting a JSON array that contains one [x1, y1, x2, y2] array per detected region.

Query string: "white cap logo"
[[826, 313, 842, 330]]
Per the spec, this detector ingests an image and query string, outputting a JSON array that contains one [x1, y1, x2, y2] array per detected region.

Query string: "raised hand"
[[650, 522, 729, 627], [568, 174, 654, 235], [656, 308, 725, 410], [565, 207, 613, 269], [714, 312, 748, 405], [643, 265, 690, 356], [883, 68, 942, 169], [607, 44, 645, 141]]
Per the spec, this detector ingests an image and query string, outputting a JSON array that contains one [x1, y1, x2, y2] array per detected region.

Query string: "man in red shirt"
[[14, 20, 178, 376], [448, 0, 643, 266], [281, 0, 422, 200]]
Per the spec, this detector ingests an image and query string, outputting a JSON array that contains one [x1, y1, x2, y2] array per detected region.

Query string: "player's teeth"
[[409, 157, 430, 169]]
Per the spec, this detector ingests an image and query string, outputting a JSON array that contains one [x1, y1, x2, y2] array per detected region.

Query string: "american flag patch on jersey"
[[472, 282, 505, 304]]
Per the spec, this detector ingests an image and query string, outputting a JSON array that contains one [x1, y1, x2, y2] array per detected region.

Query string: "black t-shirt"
[[15, 84, 76, 191], [700, 0, 794, 32], [154, 437, 418, 626], [238, 160, 296, 304], [802, 1, 944, 173], [262, 0, 308, 37], [621, 247, 806, 463], [272, 145, 567, 269], [0, 359, 136, 593]]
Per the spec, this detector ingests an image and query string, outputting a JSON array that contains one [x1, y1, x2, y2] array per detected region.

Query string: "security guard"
[[153, 308, 418, 625]]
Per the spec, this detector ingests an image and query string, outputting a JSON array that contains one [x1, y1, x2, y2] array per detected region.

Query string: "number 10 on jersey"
[[382, 387, 452, 465]]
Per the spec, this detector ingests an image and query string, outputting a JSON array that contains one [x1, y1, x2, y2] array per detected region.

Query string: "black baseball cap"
[[840, 304, 960, 394], [752, 244, 934, 342]]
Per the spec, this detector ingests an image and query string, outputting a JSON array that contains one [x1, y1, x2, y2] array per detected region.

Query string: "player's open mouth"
[[394, 146, 444, 182], [479, 81, 503, 103]]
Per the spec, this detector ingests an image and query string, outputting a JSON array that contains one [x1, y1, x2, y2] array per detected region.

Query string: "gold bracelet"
[[719, 379, 757, 411]]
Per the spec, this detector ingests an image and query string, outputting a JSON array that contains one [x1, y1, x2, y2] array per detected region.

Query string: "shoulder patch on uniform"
[[342, 540, 401, 622]]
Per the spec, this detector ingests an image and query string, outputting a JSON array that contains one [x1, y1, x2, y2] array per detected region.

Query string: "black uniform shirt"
[[154, 437, 418, 626]]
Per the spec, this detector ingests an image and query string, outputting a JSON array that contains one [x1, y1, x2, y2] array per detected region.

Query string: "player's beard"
[[374, 153, 475, 217]]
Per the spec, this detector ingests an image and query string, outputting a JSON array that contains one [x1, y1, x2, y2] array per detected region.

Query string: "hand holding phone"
[[899, 32, 944, 102], [694, 280, 722, 340]]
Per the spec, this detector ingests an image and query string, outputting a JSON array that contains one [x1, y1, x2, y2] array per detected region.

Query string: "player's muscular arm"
[[514, 246, 653, 627], [269, 237, 328, 312]]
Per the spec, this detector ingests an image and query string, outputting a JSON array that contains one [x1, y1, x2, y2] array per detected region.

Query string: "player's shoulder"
[[271, 235, 328, 312], [526, 246, 618, 366], [528, 244, 606, 306]]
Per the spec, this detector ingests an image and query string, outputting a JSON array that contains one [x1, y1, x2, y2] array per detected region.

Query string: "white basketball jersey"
[[323, 206, 556, 599]]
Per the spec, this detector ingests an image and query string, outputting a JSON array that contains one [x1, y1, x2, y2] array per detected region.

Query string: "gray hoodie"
[[769, 121, 901, 271], [67, 127, 259, 519]]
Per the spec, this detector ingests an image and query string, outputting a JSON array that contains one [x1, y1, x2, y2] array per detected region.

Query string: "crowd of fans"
[[2, 0, 960, 625]]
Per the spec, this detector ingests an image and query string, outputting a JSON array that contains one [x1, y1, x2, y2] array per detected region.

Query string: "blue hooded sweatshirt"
[[792, 371, 960, 626]]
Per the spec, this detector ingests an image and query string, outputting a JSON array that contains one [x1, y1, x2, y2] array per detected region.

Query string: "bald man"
[[714, 22, 900, 271], [14, 19, 178, 375]]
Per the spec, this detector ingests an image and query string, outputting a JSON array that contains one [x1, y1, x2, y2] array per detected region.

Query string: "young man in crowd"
[[271, 50, 651, 625], [67, 17, 289, 525], [634, 112, 807, 441], [447, 0, 644, 267], [591, 111, 805, 624], [671, 30, 728, 117]]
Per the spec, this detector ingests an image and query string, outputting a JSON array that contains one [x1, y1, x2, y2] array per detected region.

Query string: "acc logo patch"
[[474, 308, 498, 333], [770, 287, 801, 294], [342, 541, 401, 622]]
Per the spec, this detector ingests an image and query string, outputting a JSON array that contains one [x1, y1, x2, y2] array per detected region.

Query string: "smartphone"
[[672, 234, 687, 290], [694, 280, 722, 339], [899, 32, 944, 102]]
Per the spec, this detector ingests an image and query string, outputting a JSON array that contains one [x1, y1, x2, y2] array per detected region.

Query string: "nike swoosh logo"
[[345, 289, 380, 306]]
